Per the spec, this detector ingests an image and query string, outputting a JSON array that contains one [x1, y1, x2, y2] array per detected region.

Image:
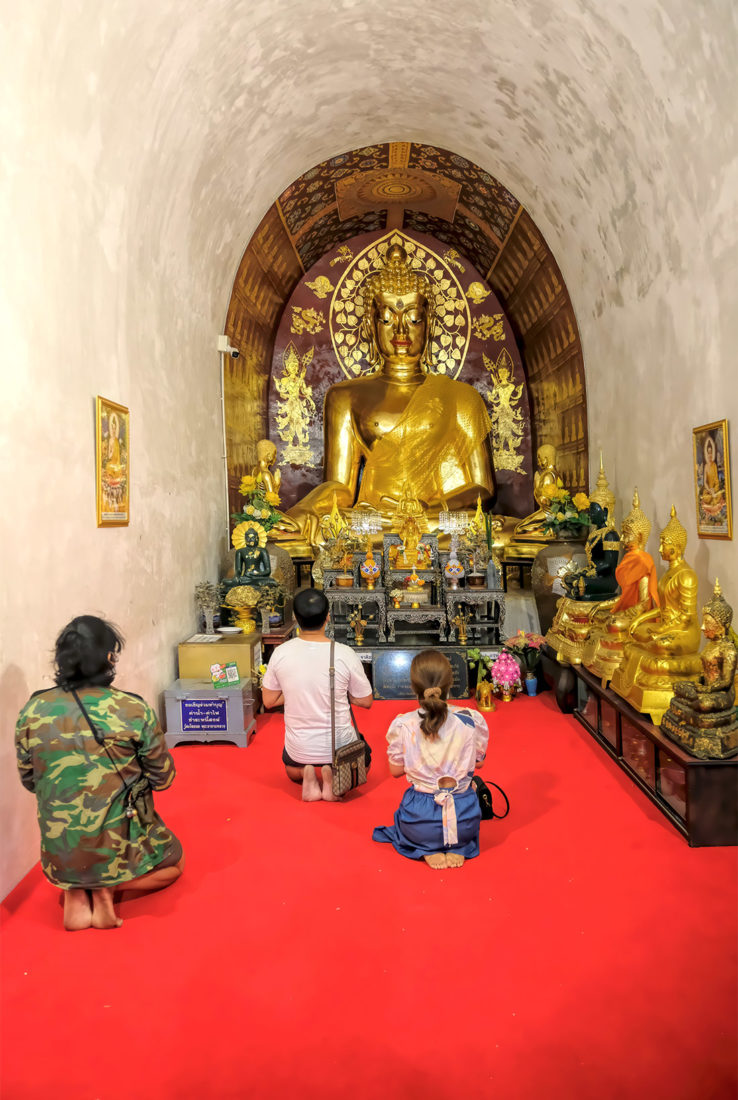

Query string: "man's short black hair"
[[293, 588, 329, 631]]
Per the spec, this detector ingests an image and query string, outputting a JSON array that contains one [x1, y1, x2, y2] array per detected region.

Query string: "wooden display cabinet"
[[573, 665, 738, 847]]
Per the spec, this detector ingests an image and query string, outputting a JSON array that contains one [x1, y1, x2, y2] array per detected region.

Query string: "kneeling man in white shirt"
[[261, 588, 374, 801]]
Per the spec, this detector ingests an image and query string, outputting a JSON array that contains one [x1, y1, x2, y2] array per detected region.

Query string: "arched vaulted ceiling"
[[225, 141, 585, 493]]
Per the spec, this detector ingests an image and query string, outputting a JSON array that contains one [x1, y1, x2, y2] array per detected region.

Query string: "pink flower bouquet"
[[490, 651, 522, 691]]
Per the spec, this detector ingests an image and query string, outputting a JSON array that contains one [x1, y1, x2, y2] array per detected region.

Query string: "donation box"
[[164, 678, 255, 748]]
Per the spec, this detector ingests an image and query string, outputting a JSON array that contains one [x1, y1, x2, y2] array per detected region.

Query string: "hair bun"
[[423, 686, 442, 700]]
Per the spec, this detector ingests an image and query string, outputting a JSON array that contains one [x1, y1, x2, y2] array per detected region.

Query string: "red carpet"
[[2, 693, 736, 1100]]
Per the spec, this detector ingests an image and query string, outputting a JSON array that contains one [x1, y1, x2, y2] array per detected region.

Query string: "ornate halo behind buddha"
[[329, 231, 471, 379]]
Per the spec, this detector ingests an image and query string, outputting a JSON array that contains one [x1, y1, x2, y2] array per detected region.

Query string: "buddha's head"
[[621, 488, 651, 549], [702, 578, 732, 639], [244, 529, 259, 548], [588, 501, 607, 529], [704, 436, 716, 463], [659, 504, 687, 562], [361, 244, 436, 372], [257, 439, 276, 465], [537, 444, 557, 470]]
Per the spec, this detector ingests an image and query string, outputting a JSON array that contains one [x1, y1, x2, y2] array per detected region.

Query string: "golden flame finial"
[[622, 487, 650, 544], [589, 455, 615, 519], [704, 576, 732, 629]]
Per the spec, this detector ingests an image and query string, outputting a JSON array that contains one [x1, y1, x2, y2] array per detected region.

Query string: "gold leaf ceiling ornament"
[[329, 231, 471, 380]]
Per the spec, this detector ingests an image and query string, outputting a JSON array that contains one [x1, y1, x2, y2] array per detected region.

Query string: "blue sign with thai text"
[[181, 698, 228, 731]]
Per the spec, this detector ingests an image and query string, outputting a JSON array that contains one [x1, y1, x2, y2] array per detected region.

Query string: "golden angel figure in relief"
[[274, 344, 317, 464], [483, 349, 525, 473]]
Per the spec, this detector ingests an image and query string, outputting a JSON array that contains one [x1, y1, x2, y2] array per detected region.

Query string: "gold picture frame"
[[96, 396, 130, 527], [692, 419, 732, 539]]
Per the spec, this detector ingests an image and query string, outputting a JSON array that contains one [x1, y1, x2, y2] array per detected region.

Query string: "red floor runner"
[[2, 693, 736, 1099]]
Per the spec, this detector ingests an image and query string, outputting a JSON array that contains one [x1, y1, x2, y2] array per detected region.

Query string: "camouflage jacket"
[[15, 686, 181, 889]]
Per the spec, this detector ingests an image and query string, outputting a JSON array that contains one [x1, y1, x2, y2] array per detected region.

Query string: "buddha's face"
[[371, 291, 429, 366], [701, 612, 723, 640], [659, 537, 679, 563], [244, 530, 259, 549], [621, 521, 636, 548]]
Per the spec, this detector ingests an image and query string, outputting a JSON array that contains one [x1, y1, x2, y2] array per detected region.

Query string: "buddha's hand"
[[674, 680, 697, 700]]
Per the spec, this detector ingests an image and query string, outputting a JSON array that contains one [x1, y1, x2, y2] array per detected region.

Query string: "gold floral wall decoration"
[[483, 348, 526, 473], [466, 282, 490, 305], [305, 275, 334, 299], [274, 342, 317, 466], [443, 247, 466, 273], [290, 306, 325, 335], [472, 313, 506, 341], [329, 245, 354, 267]]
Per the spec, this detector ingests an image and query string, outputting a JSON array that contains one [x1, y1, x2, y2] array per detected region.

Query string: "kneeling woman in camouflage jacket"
[[15, 615, 184, 930]]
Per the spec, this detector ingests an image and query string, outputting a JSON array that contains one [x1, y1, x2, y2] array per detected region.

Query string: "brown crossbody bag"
[[329, 639, 368, 797]]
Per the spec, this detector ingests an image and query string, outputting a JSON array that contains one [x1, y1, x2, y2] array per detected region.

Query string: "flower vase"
[[501, 686, 515, 703], [524, 673, 538, 697], [360, 550, 381, 589], [531, 536, 588, 635]]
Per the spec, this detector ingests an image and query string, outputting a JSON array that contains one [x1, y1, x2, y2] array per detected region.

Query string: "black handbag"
[[471, 775, 509, 821], [329, 640, 368, 797]]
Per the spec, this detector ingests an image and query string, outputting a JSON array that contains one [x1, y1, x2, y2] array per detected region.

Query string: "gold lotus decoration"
[[329, 231, 471, 380]]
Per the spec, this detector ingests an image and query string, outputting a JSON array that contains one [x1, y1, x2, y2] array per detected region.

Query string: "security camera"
[[217, 335, 240, 358]]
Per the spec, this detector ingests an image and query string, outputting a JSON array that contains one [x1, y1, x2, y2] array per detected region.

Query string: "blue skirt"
[[372, 786, 481, 860]]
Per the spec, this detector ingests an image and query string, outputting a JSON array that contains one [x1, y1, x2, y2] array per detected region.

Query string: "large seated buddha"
[[285, 244, 495, 547]]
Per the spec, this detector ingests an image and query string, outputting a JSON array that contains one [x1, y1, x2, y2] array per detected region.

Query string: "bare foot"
[[320, 764, 342, 802], [423, 853, 448, 870], [446, 853, 465, 869], [91, 888, 123, 929], [63, 888, 92, 931], [302, 764, 322, 802]]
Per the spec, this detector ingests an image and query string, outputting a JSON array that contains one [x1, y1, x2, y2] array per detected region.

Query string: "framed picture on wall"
[[692, 419, 732, 539], [96, 396, 130, 527]]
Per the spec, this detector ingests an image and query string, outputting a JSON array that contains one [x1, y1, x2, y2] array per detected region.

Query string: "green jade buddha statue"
[[661, 580, 738, 759], [224, 522, 277, 594], [546, 500, 621, 665]]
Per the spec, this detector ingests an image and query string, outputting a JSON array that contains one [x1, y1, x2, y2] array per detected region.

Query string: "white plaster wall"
[[2, 0, 735, 897]]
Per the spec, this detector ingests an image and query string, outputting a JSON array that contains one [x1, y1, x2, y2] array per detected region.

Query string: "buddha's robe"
[[356, 373, 492, 513]]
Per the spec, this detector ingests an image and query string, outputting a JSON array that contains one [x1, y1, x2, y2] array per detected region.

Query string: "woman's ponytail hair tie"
[[423, 686, 442, 700]]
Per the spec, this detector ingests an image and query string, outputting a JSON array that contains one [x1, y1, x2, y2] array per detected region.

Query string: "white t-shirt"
[[262, 637, 372, 764]]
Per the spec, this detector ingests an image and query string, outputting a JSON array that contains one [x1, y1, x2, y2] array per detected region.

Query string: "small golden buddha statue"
[[513, 445, 560, 538], [251, 439, 300, 534], [661, 580, 738, 758], [285, 244, 495, 546], [611, 505, 702, 725], [583, 489, 660, 683], [407, 567, 425, 608]]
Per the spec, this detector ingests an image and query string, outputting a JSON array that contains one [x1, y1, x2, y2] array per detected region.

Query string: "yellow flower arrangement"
[[233, 469, 284, 534], [543, 486, 591, 538]]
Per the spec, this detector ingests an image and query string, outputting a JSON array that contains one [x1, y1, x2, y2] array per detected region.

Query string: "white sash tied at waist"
[[433, 787, 459, 847]]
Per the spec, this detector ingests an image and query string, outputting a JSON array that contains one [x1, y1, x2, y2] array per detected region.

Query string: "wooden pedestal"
[[573, 665, 738, 847]]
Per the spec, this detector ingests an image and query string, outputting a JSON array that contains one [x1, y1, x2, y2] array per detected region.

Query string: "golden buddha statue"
[[285, 244, 495, 546], [513, 444, 560, 538], [583, 489, 660, 683], [661, 580, 738, 759], [611, 505, 702, 725]]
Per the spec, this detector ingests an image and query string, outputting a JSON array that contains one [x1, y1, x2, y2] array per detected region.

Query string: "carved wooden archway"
[[224, 141, 586, 517]]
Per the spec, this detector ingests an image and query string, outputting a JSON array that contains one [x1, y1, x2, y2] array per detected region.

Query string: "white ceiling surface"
[[8, 0, 733, 305]]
